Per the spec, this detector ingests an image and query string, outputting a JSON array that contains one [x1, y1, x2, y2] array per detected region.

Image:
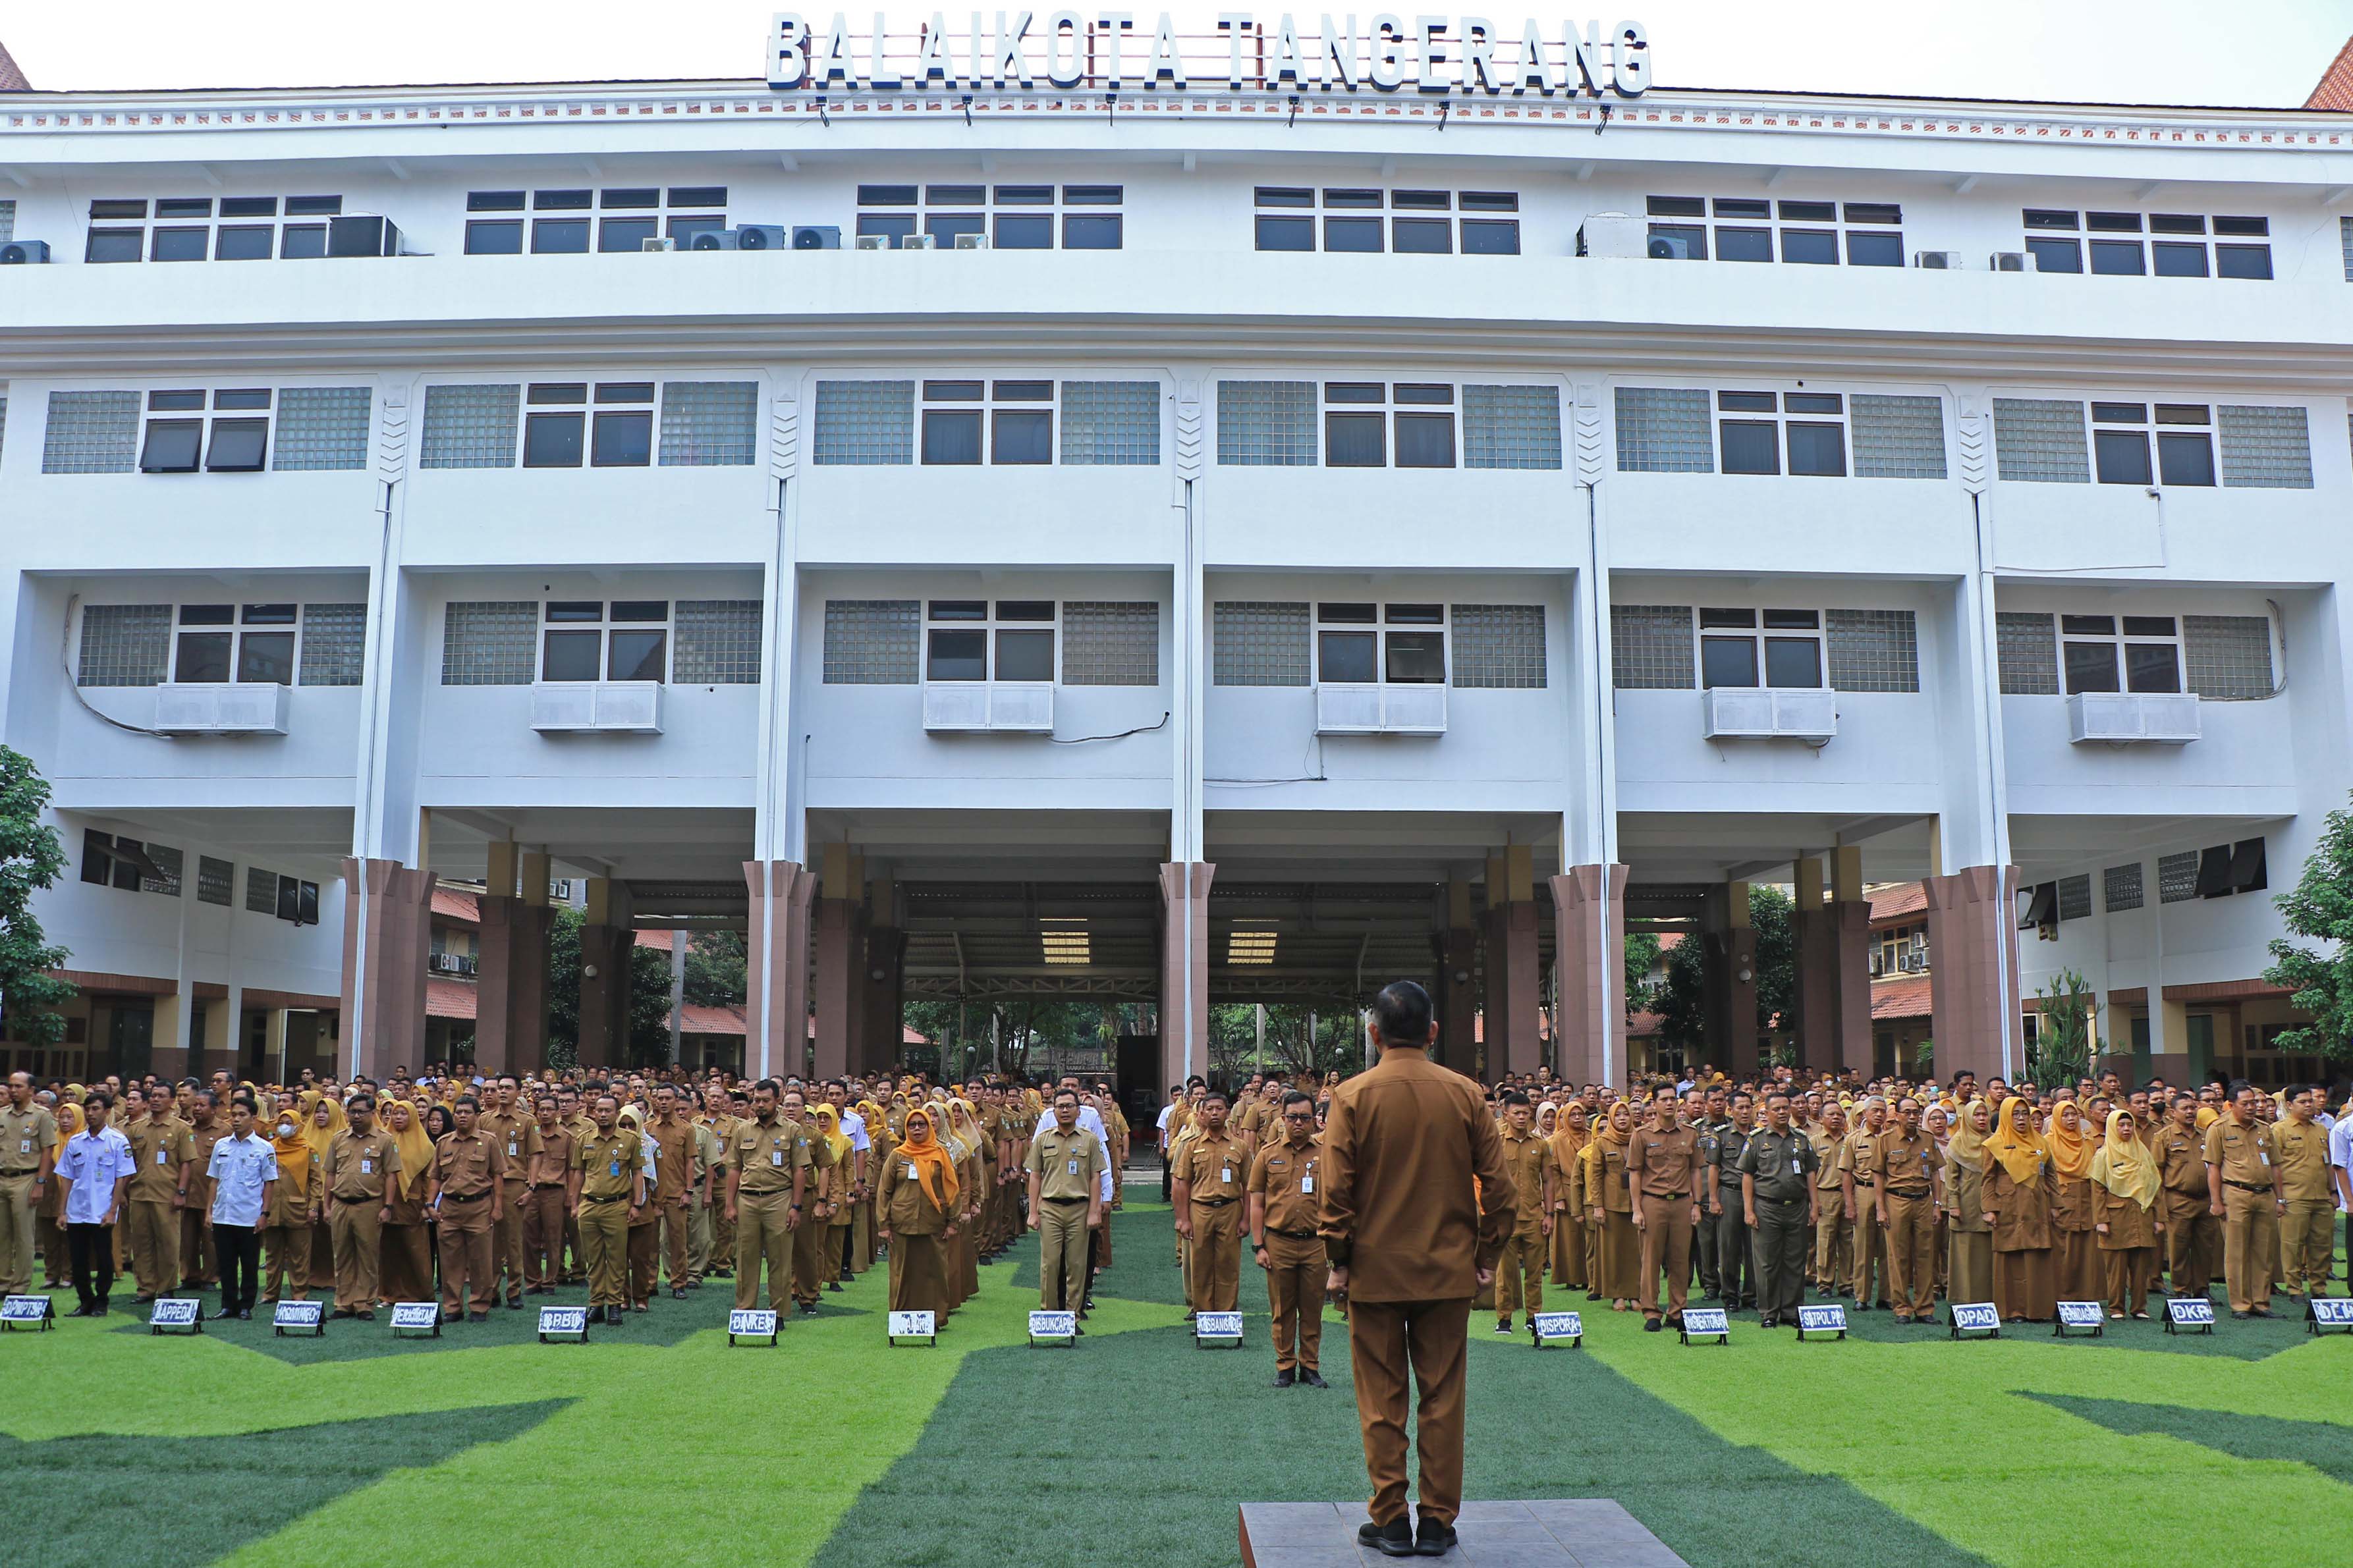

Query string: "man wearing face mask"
[[321, 1094, 399, 1320]]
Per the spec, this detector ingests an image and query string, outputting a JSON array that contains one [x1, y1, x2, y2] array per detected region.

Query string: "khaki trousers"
[[1186, 1199, 1241, 1312], [2163, 1198, 2217, 1295], [329, 1203, 382, 1311], [437, 1200, 496, 1317], [626, 1218, 657, 1303], [1638, 1201, 1695, 1320], [491, 1183, 528, 1305], [580, 1199, 631, 1309], [128, 1199, 179, 1296], [2220, 1185, 2279, 1314], [2281, 1197, 2333, 1293], [659, 1197, 692, 1287], [1348, 1297, 1470, 1529], [179, 1204, 217, 1287], [2103, 1246, 2155, 1315], [1813, 1194, 1851, 1290], [710, 1199, 736, 1276], [1883, 1193, 1937, 1316], [522, 1187, 567, 1288], [380, 1223, 432, 1305], [1036, 1201, 1090, 1310], [0, 1172, 36, 1293], [790, 1204, 829, 1305], [263, 1220, 312, 1301], [734, 1191, 794, 1309], [687, 1192, 713, 1282], [1262, 1231, 1325, 1372], [1493, 1231, 1545, 1320], [1850, 1189, 1889, 1304]]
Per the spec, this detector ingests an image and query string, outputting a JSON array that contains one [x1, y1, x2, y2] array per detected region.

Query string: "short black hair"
[[1282, 1091, 1314, 1112], [1371, 979, 1433, 1045], [755, 1078, 782, 1098], [86, 1091, 115, 1110], [1202, 1089, 1229, 1108], [347, 1093, 375, 1113], [2228, 1079, 2255, 1100], [1501, 1090, 1530, 1108], [1053, 1087, 1078, 1104], [455, 1095, 481, 1112]]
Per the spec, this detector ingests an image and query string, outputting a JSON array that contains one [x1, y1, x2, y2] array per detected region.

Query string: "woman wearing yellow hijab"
[[2045, 1098, 2102, 1305], [1547, 1101, 1590, 1293], [1942, 1099, 1995, 1306], [36, 1100, 84, 1287], [810, 1104, 855, 1290], [1982, 1096, 2057, 1322], [379, 1099, 435, 1307], [300, 1093, 346, 1291], [263, 1097, 319, 1304], [853, 1097, 890, 1273], [877, 1106, 956, 1317], [2090, 1107, 2161, 1319], [1582, 1102, 1640, 1311]]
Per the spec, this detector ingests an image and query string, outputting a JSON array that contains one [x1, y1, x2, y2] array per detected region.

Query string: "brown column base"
[[338, 858, 433, 1083], [1159, 861, 1215, 1090], [1924, 865, 2023, 1086], [744, 861, 816, 1082], [1549, 865, 1629, 1089]]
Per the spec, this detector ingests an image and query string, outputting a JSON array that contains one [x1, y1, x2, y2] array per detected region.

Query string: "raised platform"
[[1239, 1500, 1688, 1568]]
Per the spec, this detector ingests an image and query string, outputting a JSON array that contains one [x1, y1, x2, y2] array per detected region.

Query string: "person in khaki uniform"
[[1736, 1092, 1817, 1328], [0, 1073, 60, 1296], [1026, 1088, 1105, 1319], [261, 1102, 319, 1303], [1809, 1105, 1852, 1297], [1491, 1092, 1555, 1336], [122, 1098, 194, 1301], [427, 1096, 508, 1323], [320, 1094, 399, 1318], [478, 1083, 539, 1310], [686, 1110, 723, 1287], [1869, 1096, 1942, 1324], [522, 1096, 575, 1295], [1248, 1091, 1327, 1386], [1319, 983, 1515, 1560], [879, 1106, 956, 1316], [561, 1093, 595, 1284], [2157, 1095, 2216, 1297], [1942, 1100, 1994, 1306], [177, 1091, 225, 1293], [780, 1089, 835, 1314], [2203, 1083, 2281, 1318], [1626, 1094, 1701, 1330], [648, 1087, 698, 1299], [2272, 1086, 2335, 1297], [1173, 1089, 1246, 1315], [725, 1080, 809, 1311], [2090, 1107, 2161, 1318], [1839, 1098, 1891, 1310], [568, 1093, 645, 1325]]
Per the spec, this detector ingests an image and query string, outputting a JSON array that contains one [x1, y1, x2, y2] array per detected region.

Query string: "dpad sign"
[[538, 1306, 589, 1342], [728, 1309, 779, 1346], [150, 1298, 203, 1335], [2055, 1301, 2105, 1337], [1795, 1304, 1847, 1341], [2165, 1297, 2215, 1335], [389, 1301, 441, 1338], [887, 1310, 937, 1345], [1949, 1302, 2002, 1339], [1677, 1307, 1730, 1345], [1531, 1311, 1582, 1347], [1194, 1311, 1244, 1347], [2308, 1297, 2353, 1335], [273, 1299, 325, 1338], [1, 1294, 55, 1332]]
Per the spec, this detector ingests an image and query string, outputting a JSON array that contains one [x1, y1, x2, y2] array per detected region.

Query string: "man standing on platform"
[[1320, 981, 1514, 1560]]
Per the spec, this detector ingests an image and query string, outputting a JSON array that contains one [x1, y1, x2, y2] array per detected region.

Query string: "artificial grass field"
[[5, 1199, 2349, 1568]]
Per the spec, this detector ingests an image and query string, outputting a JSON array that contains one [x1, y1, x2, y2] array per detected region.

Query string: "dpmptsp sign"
[[728, 1309, 779, 1346], [537, 1306, 588, 1342], [149, 1298, 203, 1334], [2165, 1297, 2215, 1334], [1677, 1307, 1729, 1345], [1, 1294, 55, 1332], [1794, 1305, 1847, 1341], [1028, 1311, 1076, 1345], [887, 1310, 937, 1345], [1531, 1311, 1582, 1348], [2054, 1301, 2105, 1338], [1194, 1311, 1244, 1346], [389, 1301, 441, 1338], [272, 1299, 325, 1338], [1949, 1302, 2001, 1339], [2308, 1297, 2353, 1335]]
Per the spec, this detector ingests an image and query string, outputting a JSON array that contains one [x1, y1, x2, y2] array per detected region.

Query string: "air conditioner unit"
[[530, 682, 665, 734], [640, 236, 677, 252], [152, 682, 291, 736], [792, 225, 842, 250], [691, 225, 789, 251], [1990, 250, 2039, 273], [326, 214, 402, 257], [1912, 250, 1964, 269], [900, 233, 938, 250], [1576, 211, 1645, 259], [953, 232, 990, 250], [1904, 952, 1926, 973], [1314, 684, 1448, 737], [1702, 686, 1838, 743], [922, 681, 1055, 734], [1646, 233, 1692, 260], [2066, 691, 2200, 745], [0, 240, 52, 265], [853, 234, 891, 251]]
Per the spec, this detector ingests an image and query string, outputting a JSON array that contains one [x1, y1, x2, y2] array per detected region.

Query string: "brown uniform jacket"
[[2272, 1118, 2333, 1202], [125, 1114, 194, 1203], [1626, 1122, 1700, 1201], [480, 1110, 538, 1187], [877, 1149, 950, 1234], [1498, 1128, 1555, 1235], [528, 1123, 576, 1187], [2203, 1116, 2277, 1190], [322, 1128, 399, 1204], [431, 1129, 507, 1199], [1176, 1130, 1246, 1205], [2157, 1126, 2209, 1207], [1871, 1129, 1939, 1197], [648, 1114, 697, 1203], [1249, 1135, 1321, 1237], [1317, 1044, 1514, 1301]]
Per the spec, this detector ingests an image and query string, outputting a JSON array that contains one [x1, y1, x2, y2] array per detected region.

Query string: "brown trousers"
[[2281, 1198, 2333, 1293], [790, 1204, 829, 1305], [1883, 1193, 1938, 1316], [328, 1203, 382, 1311], [2103, 1245, 2155, 1315], [437, 1198, 496, 1316], [659, 1196, 692, 1286], [1850, 1191, 1889, 1305], [887, 1228, 949, 1314], [1262, 1231, 1325, 1372], [262, 1220, 311, 1301], [734, 1192, 794, 1309], [626, 1218, 658, 1304], [2220, 1185, 2279, 1314], [128, 1200, 180, 1296], [491, 1183, 528, 1304], [1187, 1199, 1241, 1312], [1036, 1201, 1090, 1311], [1348, 1296, 1470, 1528], [1493, 1230, 1545, 1320], [380, 1223, 431, 1305], [1813, 1194, 1851, 1290], [1637, 1201, 1695, 1320], [2163, 1198, 2217, 1295], [522, 1187, 568, 1288], [178, 1205, 217, 1287]]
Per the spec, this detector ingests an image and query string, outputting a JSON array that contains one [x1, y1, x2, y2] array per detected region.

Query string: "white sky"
[[6, 1, 2350, 105]]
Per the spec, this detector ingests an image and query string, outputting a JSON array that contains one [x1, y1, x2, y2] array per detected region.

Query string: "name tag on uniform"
[[2259, 1152, 2270, 1166], [508, 1140, 519, 1156], [1221, 1167, 1232, 1184], [155, 1149, 169, 1166], [1067, 1158, 1080, 1176], [360, 1158, 374, 1174], [1791, 1158, 1803, 1176], [771, 1150, 785, 1166], [609, 1160, 623, 1177], [16, 1139, 29, 1154], [1300, 1176, 1314, 1194]]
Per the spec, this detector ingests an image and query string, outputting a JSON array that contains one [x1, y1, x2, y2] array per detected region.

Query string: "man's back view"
[[1320, 981, 1516, 1558]]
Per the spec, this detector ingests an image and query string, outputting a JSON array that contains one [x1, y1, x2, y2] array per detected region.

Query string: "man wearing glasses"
[[1249, 1091, 1329, 1388]]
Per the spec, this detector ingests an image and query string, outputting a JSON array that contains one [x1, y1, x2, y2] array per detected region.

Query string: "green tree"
[[0, 747, 73, 1045], [682, 931, 746, 1007], [544, 909, 675, 1068], [2028, 969, 2093, 1089], [1643, 888, 1797, 1062], [1623, 931, 1661, 1018], [2262, 798, 2353, 1061]]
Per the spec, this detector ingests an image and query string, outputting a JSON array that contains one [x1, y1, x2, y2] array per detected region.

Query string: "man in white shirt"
[[2328, 1098, 2352, 1289], [204, 1096, 279, 1320], [54, 1091, 136, 1317]]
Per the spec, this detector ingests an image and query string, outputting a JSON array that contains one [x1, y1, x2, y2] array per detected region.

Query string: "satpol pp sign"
[[1794, 1305, 1847, 1341]]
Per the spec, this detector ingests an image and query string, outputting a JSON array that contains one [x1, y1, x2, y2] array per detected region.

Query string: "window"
[[926, 601, 1055, 684], [1995, 612, 2061, 695], [1216, 381, 1316, 466], [1873, 923, 1926, 976], [823, 600, 922, 684], [1323, 383, 1456, 468], [541, 601, 669, 682], [441, 601, 538, 686], [240, 869, 319, 925], [1715, 391, 1846, 477], [2057, 614, 2181, 695], [2022, 209, 2268, 279], [2194, 838, 2267, 899], [921, 380, 1053, 465], [1825, 608, 1920, 693], [520, 382, 654, 468], [658, 382, 760, 467], [857, 183, 1120, 249], [1848, 394, 1947, 479], [1698, 608, 1824, 689], [1059, 381, 1160, 465], [2213, 404, 2312, 489], [169, 603, 298, 685], [2182, 614, 2274, 700], [1449, 605, 1547, 688], [812, 381, 915, 466], [2102, 862, 2142, 914], [81, 830, 169, 894], [1610, 604, 1696, 690], [41, 390, 143, 475], [1643, 196, 1902, 266], [1614, 387, 1713, 473], [1212, 602, 1312, 688], [2091, 403, 2213, 487], [1460, 385, 1561, 470], [296, 603, 368, 687], [420, 384, 522, 469], [84, 194, 343, 263], [197, 855, 236, 907], [76, 605, 174, 688], [670, 600, 763, 684], [468, 186, 725, 254], [1315, 603, 1446, 686], [1254, 187, 1518, 254], [271, 387, 373, 471], [1991, 398, 2090, 484], [1061, 602, 1160, 686], [138, 389, 272, 474]]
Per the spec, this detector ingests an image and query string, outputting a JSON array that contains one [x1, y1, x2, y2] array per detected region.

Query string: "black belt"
[[442, 1192, 487, 1203], [1042, 1195, 1090, 1204], [1887, 1189, 1931, 1199], [2224, 1179, 2273, 1193], [0, 1169, 37, 1177], [1647, 1192, 1688, 1202], [584, 1194, 628, 1204], [1271, 1227, 1319, 1239], [1758, 1195, 1806, 1206], [530, 1182, 566, 1191], [1194, 1197, 1237, 1208]]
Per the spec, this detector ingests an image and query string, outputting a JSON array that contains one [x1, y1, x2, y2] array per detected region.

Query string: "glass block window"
[[419, 384, 520, 469], [76, 604, 173, 687], [659, 381, 760, 466], [1215, 381, 1316, 467], [2157, 851, 2199, 904], [2183, 614, 2273, 700], [0, 200, 13, 242], [42, 390, 141, 475], [1611, 604, 1695, 689], [2102, 861, 2142, 914], [246, 865, 279, 915], [812, 381, 914, 466], [440, 601, 538, 686], [1849, 394, 1947, 479], [672, 599, 763, 683], [821, 599, 920, 684], [2341, 215, 2352, 282], [2215, 405, 2311, 489], [142, 844, 184, 898], [1451, 604, 1547, 688], [1825, 608, 1919, 692], [1060, 381, 1160, 466], [0, 394, 9, 462], [1613, 387, 1712, 473], [196, 855, 235, 907], [1992, 398, 2089, 483], [1995, 612, 2059, 695], [297, 603, 367, 686], [271, 387, 372, 471], [1061, 602, 1160, 686], [2057, 873, 2091, 923], [1462, 386, 1562, 470], [1211, 601, 1310, 686]]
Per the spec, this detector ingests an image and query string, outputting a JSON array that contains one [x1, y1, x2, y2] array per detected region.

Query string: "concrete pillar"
[[1549, 863, 1629, 1089], [476, 898, 553, 1077], [266, 1009, 291, 1085], [1924, 863, 2024, 1086], [576, 878, 636, 1071], [338, 856, 433, 1083], [1481, 848, 1540, 1083], [1159, 861, 1215, 1091], [1829, 848, 1873, 1079], [744, 859, 816, 1081], [1433, 876, 1478, 1077], [812, 845, 866, 1083], [859, 912, 906, 1076], [1702, 880, 1759, 1077]]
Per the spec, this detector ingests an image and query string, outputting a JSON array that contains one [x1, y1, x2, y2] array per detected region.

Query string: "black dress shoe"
[[330, 1308, 358, 1320], [236, 1309, 252, 1320], [65, 1305, 94, 1318], [1643, 1316, 1662, 1332], [1298, 1369, 1329, 1388], [356, 1309, 375, 1320], [1414, 1517, 1459, 1557], [467, 1312, 489, 1323], [826, 1282, 843, 1293], [673, 1287, 690, 1300], [209, 1306, 239, 1320], [1360, 1517, 1416, 1558], [1273, 1368, 1296, 1388], [130, 1294, 155, 1306]]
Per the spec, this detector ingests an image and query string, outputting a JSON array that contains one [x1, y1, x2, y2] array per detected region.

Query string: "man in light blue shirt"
[[53, 1092, 135, 1317], [204, 1097, 279, 1320], [2327, 1100, 2352, 1289]]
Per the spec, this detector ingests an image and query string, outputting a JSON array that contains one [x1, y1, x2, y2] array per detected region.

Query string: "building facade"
[[2, 22, 2348, 1091]]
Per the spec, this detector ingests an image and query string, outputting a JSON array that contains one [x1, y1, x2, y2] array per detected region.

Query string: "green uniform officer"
[[569, 1094, 646, 1325], [1737, 1093, 1817, 1328]]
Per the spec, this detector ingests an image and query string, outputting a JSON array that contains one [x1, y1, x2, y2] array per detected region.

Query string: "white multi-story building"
[[2, 19, 2348, 1094]]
